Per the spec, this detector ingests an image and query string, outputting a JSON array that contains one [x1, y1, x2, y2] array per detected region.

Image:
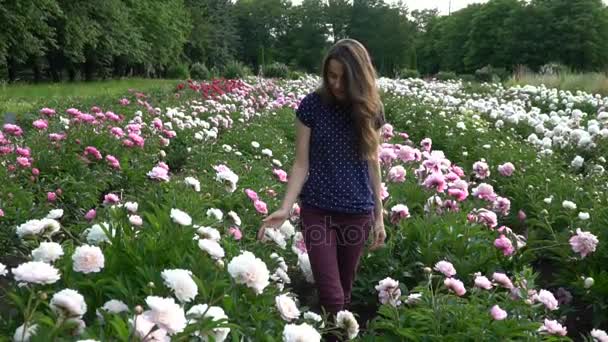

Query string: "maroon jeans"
[[299, 203, 374, 317]]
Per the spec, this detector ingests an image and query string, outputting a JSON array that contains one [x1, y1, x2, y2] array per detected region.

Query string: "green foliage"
[[436, 71, 457, 81], [222, 60, 252, 79], [190, 62, 211, 80], [166, 63, 190, 80], [263, 62, 290, 79], [397, 68, 420, 79]]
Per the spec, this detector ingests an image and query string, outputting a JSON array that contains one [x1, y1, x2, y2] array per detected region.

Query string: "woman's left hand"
[[369, 220, 386, 251]]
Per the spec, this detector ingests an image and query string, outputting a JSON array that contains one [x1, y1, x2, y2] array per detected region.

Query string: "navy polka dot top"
[[296, 91, 385, 214]]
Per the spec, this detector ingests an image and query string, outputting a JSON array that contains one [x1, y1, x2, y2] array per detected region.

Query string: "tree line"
[[1, 0, 607, 83]]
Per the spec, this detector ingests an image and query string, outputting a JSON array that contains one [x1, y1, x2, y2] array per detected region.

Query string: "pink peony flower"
[[490, 305, 507, 320], [84, 146, 103, 160], [450, 165, 465, 177], [119, 98, 130, 106], [471, 183, 497, 201], [382, 124, 394, 140], [388, 165, 406, 183], [84, 209, 96, 221], [569, 228, 599, 258], [47, 192, 57, 202], [444, 277, 466, 296], [147, 166, 170, 182], [3, 124, 23, 136], [396, 145, 421, 163], [472, 161, 490, 179], [245, 189, 259, 201], [379, 147, 398, 166], [0, 208, 4, 217], [110, 127, 125, 138], [273, 169, 288, 183], [493, 196, 511, 216], [498, 162, 515, 177], [494, 235, 515, 256], [434, 260, 456, 277], [16, 157, 31, 168], [474, 274, 493, 290], [492, 272, 514, 289], [381, 182, 389, 200], [228, 226, 243, 240], [33, 119, 48, 130], [420, 138, 432, 152], [390, 204, 410, 224], [105, 155, 120, 170], [254, 200, 268, 215], [423, 173, 446, 192], [538, 319, 567, 336], [40, 107, 56, 116], [103, 193, 120, 205]]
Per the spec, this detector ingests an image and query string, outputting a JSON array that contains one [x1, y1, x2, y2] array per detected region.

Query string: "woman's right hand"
[[257, 207, 291, 241]]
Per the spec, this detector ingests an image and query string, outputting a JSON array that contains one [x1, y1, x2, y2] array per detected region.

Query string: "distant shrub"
[[288, 70, 305, 80], [474, 65, 508, 83], [263, 62, 290, 79], [398, 68, 420, 79], [190, 63, 211, 80], [540, 62, 570, 75], [459, 74, 476, 83], [437, 71, 457, 81], [166, 63, 190, 79], [222, 61, 252, 79]]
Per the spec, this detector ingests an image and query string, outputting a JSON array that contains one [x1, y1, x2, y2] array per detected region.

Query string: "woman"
[[257, 38, 386, 334]]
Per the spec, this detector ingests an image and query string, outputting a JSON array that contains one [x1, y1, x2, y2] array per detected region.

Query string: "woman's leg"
[[300, 205, 345, 316], [335, 212, 373, 310]]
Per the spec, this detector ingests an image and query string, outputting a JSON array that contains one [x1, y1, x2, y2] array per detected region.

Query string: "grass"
[[507, 70, 608, 96], [0, 78, 180, 115]]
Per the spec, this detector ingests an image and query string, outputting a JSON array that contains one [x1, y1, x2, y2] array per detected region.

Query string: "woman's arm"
[[258, 118, 311, 239], [368, 129, 386, 251], [280, 119, 311, 211]]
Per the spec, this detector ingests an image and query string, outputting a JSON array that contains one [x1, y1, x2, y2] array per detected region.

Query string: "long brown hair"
[[317, 38, 383, 161]]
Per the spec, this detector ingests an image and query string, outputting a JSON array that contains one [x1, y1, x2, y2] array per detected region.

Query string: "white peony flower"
[[537, 289, 559, 311], [251, 141, 260, 148], [562, 200, 577, 210], [161, 269, 198, 303], [282, 322, 322, 342], [0, 262, 7, 276], [275, 293, 301, 321], [128, 215, 142, 226], [16, 218, 60, 238], [279, 221, 296, 239], [227, 251, 270, 295], [46, 209, 64, 219], [144, 296, 187, 335], [12, 261, 60, 284], [51, 288, 87, 317], [206, 208, 224, 221], [72, 245, 105, 274], [261, 148, 273, 157], [571, 155, 584, 169], [263, 228, 287, 249], [130, 314, 170, 341], [303, 311, 324, 328], [591, 329, 608, 342], [187, 304, 230, 341], [124, 201, 139, 213], [374, 277, 402, 307], [297, 253, 314, 283], [31, 242, 64, 263], [101, 299, 129, 314], [336, 310, 359, 340], [171, 208, 192, 226], [85, 222, 113, 244], [227, 210, 241, 226], [198, 239, 225, 260], [184, 177, 201, 192], [405, 293, 422, 305], [196, 226, 221, 241], [578, 212, 590, 220], [13, 323, 38, 342]]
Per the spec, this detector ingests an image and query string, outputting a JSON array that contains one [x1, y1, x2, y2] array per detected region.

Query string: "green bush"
[[436, 71, 457, 81], [263, 62, 290, 79], [288, 70, 305, 80], [459, 74, 476, 83], [166, 63, 190, 79], [222, 60, 252, 79], [475, 65, 509, 83], [398, 68, 420, 79], [190, 62, 211, 80]]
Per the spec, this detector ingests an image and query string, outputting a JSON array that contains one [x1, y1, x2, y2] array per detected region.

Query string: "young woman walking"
[[257, 38, 386, 340]]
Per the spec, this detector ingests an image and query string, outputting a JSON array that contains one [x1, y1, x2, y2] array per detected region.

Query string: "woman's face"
[[327, 59, 346, 101]]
